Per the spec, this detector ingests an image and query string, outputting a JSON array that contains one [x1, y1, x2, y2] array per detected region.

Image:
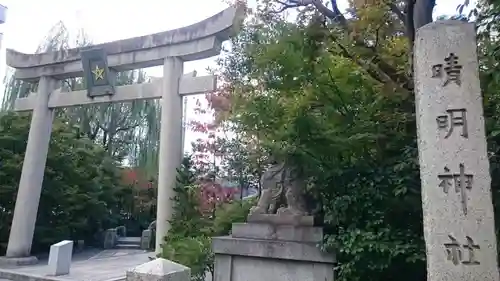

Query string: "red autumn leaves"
[[120, 82, 237, 213]]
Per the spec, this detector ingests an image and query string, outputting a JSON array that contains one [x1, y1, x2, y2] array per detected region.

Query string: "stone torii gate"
[[1, 6, 244, 264]]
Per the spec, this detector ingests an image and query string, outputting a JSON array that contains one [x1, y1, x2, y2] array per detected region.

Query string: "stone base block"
[[231, 223, 323, 243], [246, 214, 314, 226], [0, 256, 38, 266], [212, 235, 335, 281]]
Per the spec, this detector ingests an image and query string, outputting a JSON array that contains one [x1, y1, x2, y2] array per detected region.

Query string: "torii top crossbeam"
[[6, 5, 245, 81]]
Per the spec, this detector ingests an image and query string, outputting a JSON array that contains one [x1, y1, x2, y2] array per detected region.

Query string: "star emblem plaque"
[[81, 47, 116, 98]]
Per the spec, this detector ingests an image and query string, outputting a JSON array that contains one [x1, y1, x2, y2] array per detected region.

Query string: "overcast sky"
[[0, 0, 471, 151]]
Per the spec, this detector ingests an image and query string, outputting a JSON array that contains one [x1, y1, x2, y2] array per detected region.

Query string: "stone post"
[[126, 258, 190, 281], [47, 240, 74, 276], [5, 76, 57, 262], [414, 21, 500, 281], [156, 57, 184, 254]]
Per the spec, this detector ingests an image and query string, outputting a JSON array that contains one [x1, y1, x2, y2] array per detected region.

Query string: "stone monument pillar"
[[414, 21, 500, 281]]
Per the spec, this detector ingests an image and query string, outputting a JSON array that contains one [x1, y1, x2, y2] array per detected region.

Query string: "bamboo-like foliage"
[[0, 21, 161, 178]]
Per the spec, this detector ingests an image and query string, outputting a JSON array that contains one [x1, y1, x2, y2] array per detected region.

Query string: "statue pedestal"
[[246, 213, 314, 226], [212, 215, 336, 281]]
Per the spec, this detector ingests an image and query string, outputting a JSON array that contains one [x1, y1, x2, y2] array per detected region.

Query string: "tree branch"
[[98, 123, 109, 134], [405, 0, 415, 45], [272, 0, 306, 14], [312, 0, 343, 23], [272, 0, 344, 24], [413, 0, 435, 31], [324, 0, 347, 26], [115, 123, 141, 134], [89, 120, 100, 140], [328, 39, 410, 96], [271, 0, 417, 92], [389, 2, 406, 27]]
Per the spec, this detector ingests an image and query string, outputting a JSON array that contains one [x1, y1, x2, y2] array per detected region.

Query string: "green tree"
[[120, 167, 157, 235], [161, 156, 254, 281], [161, 156, 209, 281], [165, 157, 205, 239], [260, 0, 432, 95], [0, 112, 129, 254]]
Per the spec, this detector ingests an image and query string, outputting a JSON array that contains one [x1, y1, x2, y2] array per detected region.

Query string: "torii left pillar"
[[2, 76, 58, 265]]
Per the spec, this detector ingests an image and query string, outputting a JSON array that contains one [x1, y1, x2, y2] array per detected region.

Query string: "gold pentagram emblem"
[[92, 65, 105, 80]]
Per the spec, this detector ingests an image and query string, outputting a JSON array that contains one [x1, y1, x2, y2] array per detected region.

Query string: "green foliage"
[[161, 157, 254, 281], [211, 1, 500, 280], [119, 171, 157, 236], [474, 0, 500, 253], [0, 112, 128, 254], [162, 236, 213, 281], [161, 157, 209, 281], [165, 157, 207, 239], [213, 6, 422, 281], [212, 198, 256, 236]]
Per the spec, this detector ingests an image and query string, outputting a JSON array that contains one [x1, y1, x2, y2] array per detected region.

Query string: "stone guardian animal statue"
[[248, 161, 308, 218]]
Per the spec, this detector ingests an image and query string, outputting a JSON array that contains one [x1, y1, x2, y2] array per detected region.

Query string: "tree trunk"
[[413, 0, 435, 32]]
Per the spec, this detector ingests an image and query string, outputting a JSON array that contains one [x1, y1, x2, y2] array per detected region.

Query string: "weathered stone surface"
[[141, 230, 152, 250], [231, 223, 322, 243], [215, 255, 334, 281], [246, 213, 313, 226], [47, 240, 73, 276], [0, 256, 38, 266], [126, 258, 190, 281], [212, 236, 333, 263], [414, 20, 499, 281], [7, 5, 246, 80], [103, 229, 117, 249], [156, 57, 184, 255], [5, 76, 58, 259], [13, 74, 216, 111], [248, 162, 312, 219], [81, 48, 116, 98], [212, 236, 334, 281], [214, 213, 334, 281]]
